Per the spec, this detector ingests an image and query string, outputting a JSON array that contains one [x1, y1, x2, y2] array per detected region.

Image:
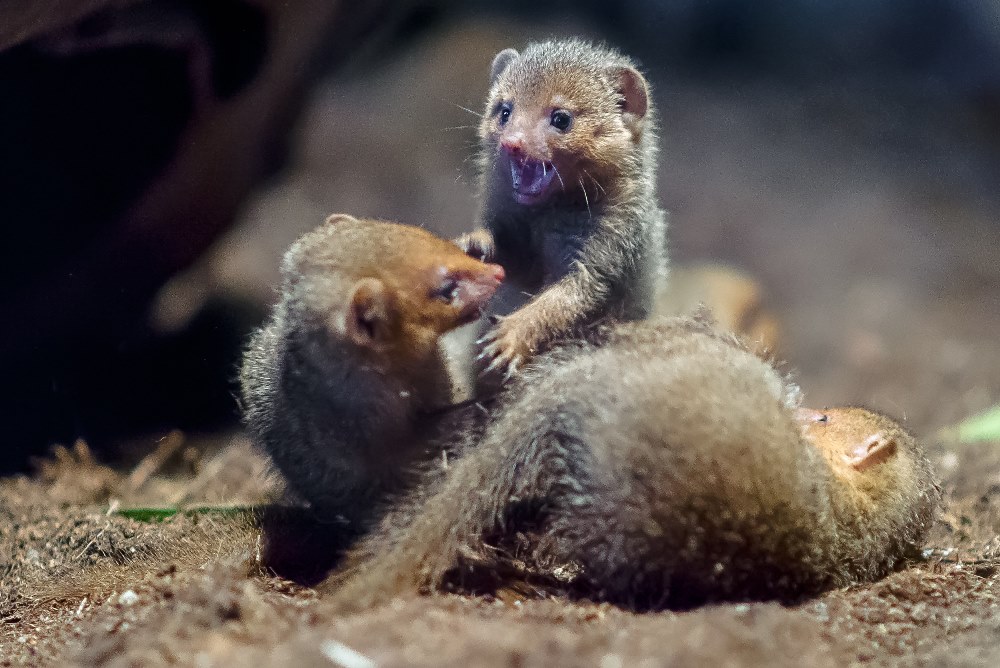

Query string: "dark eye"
[[498, 102, 512, 127], [433, 278, 460, 304], [796, 408, 829, 425], [550, 109, 572, 132]]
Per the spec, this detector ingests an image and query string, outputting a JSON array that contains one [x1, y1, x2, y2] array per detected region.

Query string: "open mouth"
[[509, 157, 557, 205]]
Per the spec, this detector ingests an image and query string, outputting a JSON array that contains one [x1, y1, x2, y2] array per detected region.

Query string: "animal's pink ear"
[[614, 66, 649, 133], [490, 48, 519, 84], [345, 278, 394, 349], [843, 433, 897, 471], [325, 213, 358, 225]]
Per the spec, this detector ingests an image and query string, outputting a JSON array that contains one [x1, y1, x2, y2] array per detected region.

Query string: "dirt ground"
[[4, 18, 1000, 667], [2, 432, 1000, 667]]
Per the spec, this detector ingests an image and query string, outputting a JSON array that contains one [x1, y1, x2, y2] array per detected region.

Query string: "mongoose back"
[[324, 316, 939, 609], [240, 215, 504, 533], [457, 39, 667, 377]]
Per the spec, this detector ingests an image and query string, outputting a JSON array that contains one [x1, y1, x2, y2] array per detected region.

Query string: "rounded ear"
[[325, 213, 358, 226], [845, 433, 898, 472], [345, 278, 394, 349], [490, 48, 519, 84], [614, 66, 649, 133]]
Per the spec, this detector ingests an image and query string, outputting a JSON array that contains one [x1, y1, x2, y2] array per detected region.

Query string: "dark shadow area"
[[257, 505, 354, 586]]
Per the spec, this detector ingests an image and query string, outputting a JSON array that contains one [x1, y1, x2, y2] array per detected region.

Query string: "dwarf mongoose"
[[456, 39, 667, 379], [325, 316, 939, 608], [240, 215, 504, 534]]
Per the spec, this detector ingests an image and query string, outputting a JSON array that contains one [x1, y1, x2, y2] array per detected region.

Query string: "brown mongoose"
[[239, 214, 504, 534], [455, 39, 668, 378], [323, 316, 940, 609]]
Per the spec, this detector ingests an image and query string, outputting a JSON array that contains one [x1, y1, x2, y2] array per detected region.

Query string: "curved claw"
[[481, 351, 512, 377], [478, 340, 502, 361], [478, 343, 525, 381], [476, 329, 500, 346]]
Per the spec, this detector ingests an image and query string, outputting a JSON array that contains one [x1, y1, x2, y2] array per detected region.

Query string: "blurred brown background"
[[1, 0, 998, 471]]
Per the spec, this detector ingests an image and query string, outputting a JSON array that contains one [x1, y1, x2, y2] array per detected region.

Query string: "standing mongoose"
[[455, 39, 667, 378], [239, 215, 504, 535], [323, 315, 940, 609]]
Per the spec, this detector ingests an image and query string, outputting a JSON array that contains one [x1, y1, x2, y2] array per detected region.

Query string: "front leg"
[[479, 278, 600, 379], [478, 310, 536, 380], [477, 218, 635, 379]]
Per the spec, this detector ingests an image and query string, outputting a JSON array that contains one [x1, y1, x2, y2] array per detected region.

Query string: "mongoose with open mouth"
[[455, 39, 668, 380]]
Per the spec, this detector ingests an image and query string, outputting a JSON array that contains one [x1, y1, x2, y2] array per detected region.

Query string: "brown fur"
[[654, 263, 781, 354], [239, 215, 503, 534], [798, 405, 941, 573], [456, 39, 668, 379], [323, 316, 939, 610]]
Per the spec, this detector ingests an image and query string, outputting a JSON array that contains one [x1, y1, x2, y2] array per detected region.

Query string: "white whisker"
[[449, 102, 483, 118], [578, 177, 592, 219], [582, 168, 607, 197], [553, 164, 566, 191]]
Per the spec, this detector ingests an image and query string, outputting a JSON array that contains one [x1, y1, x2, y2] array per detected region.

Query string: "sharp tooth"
[[510, 160, 520, 190]]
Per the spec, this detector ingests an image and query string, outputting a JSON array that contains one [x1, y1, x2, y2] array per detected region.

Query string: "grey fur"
[[239, 218, 496, 535], [325, 316, 940, 609], [465, 39, 668, 377]]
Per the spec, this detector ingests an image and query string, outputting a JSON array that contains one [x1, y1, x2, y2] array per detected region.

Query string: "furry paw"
[[477, 314, 535, 381], [454, 229, 496, 263]]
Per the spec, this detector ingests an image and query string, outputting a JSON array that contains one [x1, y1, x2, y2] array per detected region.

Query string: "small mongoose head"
[[479, 39, 651, 206], [282, 214, 504, 387], [796, 406, 938, 505]]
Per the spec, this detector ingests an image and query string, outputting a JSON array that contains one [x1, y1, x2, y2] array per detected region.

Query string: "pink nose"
[[488, 263, 505, 284], [501, 137, 523, 155]]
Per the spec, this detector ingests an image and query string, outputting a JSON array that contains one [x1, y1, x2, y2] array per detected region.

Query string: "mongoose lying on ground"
[[325, 315, 939, 609]]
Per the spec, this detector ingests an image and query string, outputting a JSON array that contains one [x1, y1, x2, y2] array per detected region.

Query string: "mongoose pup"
[[324, 316, 939, 609], [456, 39, 668, 378], [240, 215, 504, 534]]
